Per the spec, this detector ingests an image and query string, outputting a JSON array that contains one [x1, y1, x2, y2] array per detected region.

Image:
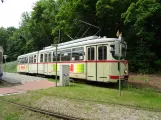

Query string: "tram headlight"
[[124, 68, 128, 74]]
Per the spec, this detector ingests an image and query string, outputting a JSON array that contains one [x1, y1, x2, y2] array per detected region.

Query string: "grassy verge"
[[3, 61, 17, 73], [0, 100, 58, 120], [0, 82, 161, 119], [2, 82, 161, 110]]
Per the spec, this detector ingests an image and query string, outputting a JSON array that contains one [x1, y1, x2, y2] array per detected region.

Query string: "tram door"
[[86, 46, 97, 81], [43, 53, 48, 75], [97, 45, 108, 82]]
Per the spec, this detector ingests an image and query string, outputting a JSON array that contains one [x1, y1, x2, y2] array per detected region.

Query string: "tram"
[[17, 35, 128, 83]]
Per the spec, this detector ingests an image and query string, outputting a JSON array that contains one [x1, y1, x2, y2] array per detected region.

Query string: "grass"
[[3, 61, 17, 73], [0, 100, 24, 120], [0, 80, 161, 119], [1, 82, 161, 111], [1, 61, 161, 118]]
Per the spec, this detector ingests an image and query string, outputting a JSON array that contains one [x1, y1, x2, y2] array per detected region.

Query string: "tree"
[[0, 27, 9, 53], [96, 0, 134, 37], [29, 0, 57, 50], [122, 0, 161, 73]]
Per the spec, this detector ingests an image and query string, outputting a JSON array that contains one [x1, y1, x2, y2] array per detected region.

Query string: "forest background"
[[0, 0, 161, 74]]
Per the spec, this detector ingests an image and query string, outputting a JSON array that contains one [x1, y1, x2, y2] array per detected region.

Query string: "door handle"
[[99, 77, 107, 78], [88, 76, 93, 77]]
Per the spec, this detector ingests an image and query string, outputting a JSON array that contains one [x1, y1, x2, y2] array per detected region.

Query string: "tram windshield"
[[110, 43, 127, 60]]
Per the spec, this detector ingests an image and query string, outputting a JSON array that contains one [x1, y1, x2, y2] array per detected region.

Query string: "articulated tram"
[[17, 35, 128, 83]]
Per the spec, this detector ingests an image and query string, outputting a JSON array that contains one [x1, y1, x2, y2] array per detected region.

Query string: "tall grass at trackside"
[[3, 61, 17, 73]]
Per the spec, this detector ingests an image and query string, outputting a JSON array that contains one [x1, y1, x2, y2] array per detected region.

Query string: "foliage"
[[0, 27, 9, 53], [122, 0, 161, 73], [1, 0, 161, 73], [3, 61, 17, 73]]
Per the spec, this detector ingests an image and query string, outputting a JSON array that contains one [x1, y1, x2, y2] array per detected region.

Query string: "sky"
[[0, 0, 39, 28]]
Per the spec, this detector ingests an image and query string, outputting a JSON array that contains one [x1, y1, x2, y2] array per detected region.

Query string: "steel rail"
[[1, 80, 161, 113]]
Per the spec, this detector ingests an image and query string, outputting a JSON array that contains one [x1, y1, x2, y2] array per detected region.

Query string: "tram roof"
[[39, 36, 121, 53], [18, 36, 123, 57], [18, 51, 38, 58]]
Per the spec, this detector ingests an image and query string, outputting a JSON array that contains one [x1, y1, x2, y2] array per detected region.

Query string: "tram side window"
[[19, 58, 23, 64], [61, 49, 71, 61], [40, 54, 43, 63], [29, 56, 33, 63], [26, 57, 29, 63], [53, 52, 60, 62], [48, 52, 51, 62], [21, 58, 23, 64], [24, 57, 28, 63], [22, 58, 24, 64], [72, 47, 84, 60], [34, 55, 37, 63], [88, 47, 95, 60], [45, 53, 48, 62], [98, 46, 107, 60]]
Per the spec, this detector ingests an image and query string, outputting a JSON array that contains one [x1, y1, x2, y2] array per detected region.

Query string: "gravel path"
[[34, 97, 161, 120], [2, 72, 48, 84]]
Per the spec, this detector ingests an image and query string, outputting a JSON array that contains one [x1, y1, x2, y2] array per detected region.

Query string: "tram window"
[[29, 56, 33, 63], [45, 53, 48, 62], [88, 47, 95, 60], [19, 58, 22, 64], [48, 52, 51, 62], [21, 58, 24, 64], [34, 55, 37, 63], [24, 57, 28, 63], [53, 52, 60, 62], [72, 47, 84, 60], [26, 57, 29, 63], [61, 49, 71, 61], [19, 58, 20, 63], [40, 54, 43, 62], [22, 58, 25, 64], [98, 46, 107, 60], [20, 58, 23, 64]]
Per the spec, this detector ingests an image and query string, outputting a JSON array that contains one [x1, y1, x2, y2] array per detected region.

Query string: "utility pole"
[[118, 33, 122, 96], [55, 43, 58, 87], [118, 49, 121, 96], [3, 55, 7, 73]]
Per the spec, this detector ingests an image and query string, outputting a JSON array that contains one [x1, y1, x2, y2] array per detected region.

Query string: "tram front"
[[109, 35, 128, 83]]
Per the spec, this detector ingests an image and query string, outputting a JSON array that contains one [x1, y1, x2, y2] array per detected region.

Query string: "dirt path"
[[128, 74, 161, 91]]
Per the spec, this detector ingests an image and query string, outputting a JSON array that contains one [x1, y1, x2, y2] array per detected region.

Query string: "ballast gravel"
[[2, 72, 48, 84], [34, 97, 161, 120]]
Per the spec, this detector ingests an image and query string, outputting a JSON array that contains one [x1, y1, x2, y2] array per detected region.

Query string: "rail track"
[[0, 78, 161, 120], [0, 97, 83, 120], [1, 80, 161, 114], [0, 81, 84, 120]]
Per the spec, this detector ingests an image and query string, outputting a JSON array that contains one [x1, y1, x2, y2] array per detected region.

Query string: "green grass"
[[0, 82, 161, 119], [2, 82, 161, 111], [0, 101, 24, 120], [3, 61, 17, 73]]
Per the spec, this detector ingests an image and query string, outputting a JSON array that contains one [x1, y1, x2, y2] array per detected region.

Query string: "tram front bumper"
[[109, 75, 129, 82]]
